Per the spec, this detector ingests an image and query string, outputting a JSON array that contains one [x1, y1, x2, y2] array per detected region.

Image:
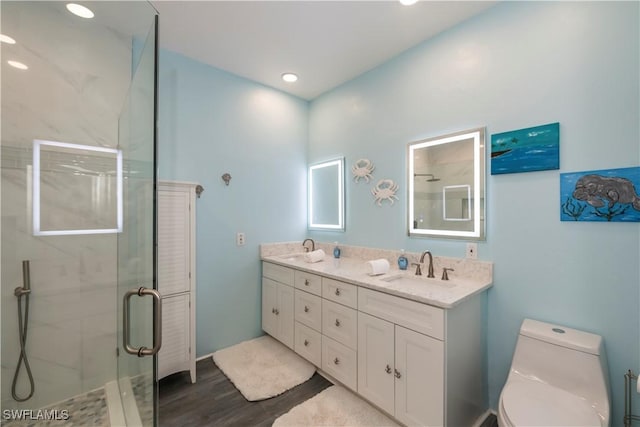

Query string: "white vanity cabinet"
[[262, 263, 294, 349], [261, 259, 486, 427], [358, 286, 483, 427]]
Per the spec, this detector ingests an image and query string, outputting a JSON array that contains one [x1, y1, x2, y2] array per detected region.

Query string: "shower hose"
[[11, 289, 35, 401]]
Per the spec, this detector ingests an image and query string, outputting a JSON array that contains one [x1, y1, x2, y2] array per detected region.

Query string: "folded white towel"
[[367, 259, 390, 276], [304, 249, 325, 263]]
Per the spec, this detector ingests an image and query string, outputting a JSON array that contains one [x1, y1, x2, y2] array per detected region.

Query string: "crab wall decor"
[[351, 158, 375, 183], [371, 179, 399, 206]]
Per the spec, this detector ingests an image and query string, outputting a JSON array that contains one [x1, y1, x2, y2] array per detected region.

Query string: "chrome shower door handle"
[[123, 287, 162, 357]]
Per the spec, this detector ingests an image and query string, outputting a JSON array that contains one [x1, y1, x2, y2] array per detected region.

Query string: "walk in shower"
[[2, 2, 159, 425]]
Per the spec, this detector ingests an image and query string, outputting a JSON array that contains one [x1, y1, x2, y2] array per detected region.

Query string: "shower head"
[[414, 173, 440, 182]]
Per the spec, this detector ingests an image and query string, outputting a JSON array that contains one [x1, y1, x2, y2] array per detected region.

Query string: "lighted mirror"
[[33, 139, 123, 236], [308, 158, 345, 231], [408, 128, 485, 240]]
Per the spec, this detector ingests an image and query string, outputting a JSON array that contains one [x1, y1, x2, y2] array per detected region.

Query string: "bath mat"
[[212, 335, 315, 401], [272, 385, 400, 427]]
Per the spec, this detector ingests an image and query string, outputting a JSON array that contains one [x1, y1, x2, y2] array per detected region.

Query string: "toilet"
[[498, 318, 610, 427]]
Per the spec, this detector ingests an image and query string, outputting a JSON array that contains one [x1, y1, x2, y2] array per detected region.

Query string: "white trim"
[[470, 408, 496, 427], [196, 352, 215, 362]]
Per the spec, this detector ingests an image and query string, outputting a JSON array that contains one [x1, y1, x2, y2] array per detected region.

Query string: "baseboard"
[[471, 408, 497, 427], [196, 352, 215, 362], [316, 369, 337, 385]]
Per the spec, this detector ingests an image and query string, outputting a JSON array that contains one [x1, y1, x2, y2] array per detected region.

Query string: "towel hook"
[[221, 173, 231, 186], [195, 185, 204, 198]]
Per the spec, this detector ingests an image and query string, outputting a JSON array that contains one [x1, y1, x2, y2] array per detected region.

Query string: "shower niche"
[[32, 139, 123, 236]]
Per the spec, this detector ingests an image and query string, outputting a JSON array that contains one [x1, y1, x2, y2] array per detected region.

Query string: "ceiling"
[[152, 1, 497, 100]]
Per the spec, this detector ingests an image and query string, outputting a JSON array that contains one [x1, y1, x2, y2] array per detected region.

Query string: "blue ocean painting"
[[560, 166, 640, 222], [491, 122, 559, 175]]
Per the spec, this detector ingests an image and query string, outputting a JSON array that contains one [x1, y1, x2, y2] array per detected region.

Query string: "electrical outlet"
[[466, 243, 477, 259], [236, 232, 246, 246]]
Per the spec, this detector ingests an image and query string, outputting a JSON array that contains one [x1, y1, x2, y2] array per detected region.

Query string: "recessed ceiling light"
[[282, 73, 298, 83], [66, 3, 94, 19], [399, 0, 418, 5], [0, 34, 16, 44], [8, 60, 28, 70]]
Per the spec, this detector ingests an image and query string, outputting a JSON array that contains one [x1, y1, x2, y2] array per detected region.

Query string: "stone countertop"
[[260, 243, 493, 309]]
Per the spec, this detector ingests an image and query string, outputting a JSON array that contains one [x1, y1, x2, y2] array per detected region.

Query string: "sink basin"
[[277, 253, 306, 261], [381, 274, 457, 288]]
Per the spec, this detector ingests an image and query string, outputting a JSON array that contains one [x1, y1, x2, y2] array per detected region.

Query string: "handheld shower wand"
[[12, 260, 35, 402], [14, 260, 31, 297]]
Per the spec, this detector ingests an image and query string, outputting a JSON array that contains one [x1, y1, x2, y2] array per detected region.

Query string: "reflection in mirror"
[[408, 128, 485, 240], [308, 158, 345, 231]]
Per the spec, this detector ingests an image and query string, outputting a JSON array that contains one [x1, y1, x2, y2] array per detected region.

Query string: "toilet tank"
[[510, 319, 610, 419]]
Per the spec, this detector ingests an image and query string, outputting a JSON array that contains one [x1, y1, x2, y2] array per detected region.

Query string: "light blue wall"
[[308, 2, 639, 424], [157, 49, 309, 355]]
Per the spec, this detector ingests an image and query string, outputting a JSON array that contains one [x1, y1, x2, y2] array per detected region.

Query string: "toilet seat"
[[501, 380, 602, 427]]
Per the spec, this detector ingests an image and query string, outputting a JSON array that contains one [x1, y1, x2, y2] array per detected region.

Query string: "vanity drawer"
[[263, 262, 294, 286], [294, 322, 321, 367], [358, 287, 444, 341], [294, 270, 322, 296], [295, 289, 322, 331], [322, 299, 357, 349], [322, 335, 357, 391], [322, 278, 357, 309]]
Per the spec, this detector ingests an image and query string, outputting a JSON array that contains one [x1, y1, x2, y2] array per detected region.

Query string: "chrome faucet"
[[302, 238, 315, 253], [416, 251, 435, 278]]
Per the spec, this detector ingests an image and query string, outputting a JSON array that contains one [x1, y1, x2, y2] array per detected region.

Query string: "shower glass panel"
[[1, 2, 158, 426], [117, 14, 158, 427]]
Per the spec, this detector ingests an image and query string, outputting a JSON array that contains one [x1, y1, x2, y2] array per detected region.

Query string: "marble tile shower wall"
[[1, 2, 132, 411]]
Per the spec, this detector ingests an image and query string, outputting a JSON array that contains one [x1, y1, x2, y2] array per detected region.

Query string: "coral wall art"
[[491, 122, 559, 175], [560, 166, 640, 222]]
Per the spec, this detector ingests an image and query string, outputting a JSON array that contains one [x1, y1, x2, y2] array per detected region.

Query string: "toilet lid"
[[502, 380, 602, 427]]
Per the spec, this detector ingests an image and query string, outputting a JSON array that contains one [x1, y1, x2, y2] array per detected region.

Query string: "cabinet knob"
[[385, 365, 392, 374], [304, 279, 310, 286], [335, 319, 341, 327], [335, 288, 341, 296], [304, 339, 309, 347], [334, 357, 340, 365], [304, 305, 309, 313], [274, 309, 279, 315], [394, 369, 402, 379]]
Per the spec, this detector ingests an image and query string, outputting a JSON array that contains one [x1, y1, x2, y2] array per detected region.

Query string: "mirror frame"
[[33, 139, 123, 236], [407, 128, 485, 240], [308, 157, 345, 231]]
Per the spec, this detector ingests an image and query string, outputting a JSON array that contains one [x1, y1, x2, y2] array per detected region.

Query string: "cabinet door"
[[262, 278, 278, 338], [277, 282, 294, 349], [158, 189, 191, 296], [158, 294, 190, 379], [395, 325, 444, 426], [357, 312, 395, 415]]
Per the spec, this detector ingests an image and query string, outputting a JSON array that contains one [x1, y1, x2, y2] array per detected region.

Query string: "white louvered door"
[[157, 181, 197, 382], [158, 190, 190, 295]]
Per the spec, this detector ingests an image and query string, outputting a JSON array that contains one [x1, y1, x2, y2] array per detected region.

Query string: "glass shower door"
[[116, 14, 159, 427]]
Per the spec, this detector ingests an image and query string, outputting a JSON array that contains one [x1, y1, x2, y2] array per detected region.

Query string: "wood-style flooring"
[[159, 358, 331, 426], [159, 358, 498, 427]]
